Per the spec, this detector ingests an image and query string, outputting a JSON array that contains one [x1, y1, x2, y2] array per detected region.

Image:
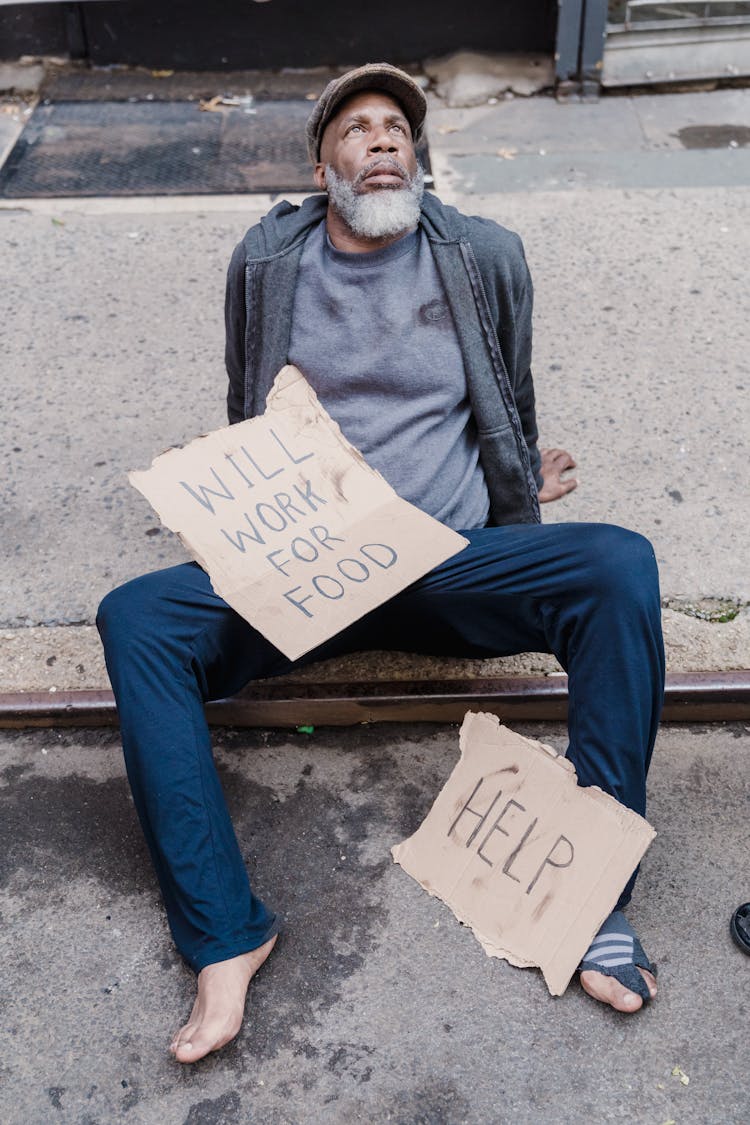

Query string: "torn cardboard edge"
[[392, 712, 656, 995], [129, 365, 468, 661]]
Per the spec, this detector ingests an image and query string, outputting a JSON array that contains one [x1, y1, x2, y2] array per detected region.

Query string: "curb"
[[1, 671, 748, 729]]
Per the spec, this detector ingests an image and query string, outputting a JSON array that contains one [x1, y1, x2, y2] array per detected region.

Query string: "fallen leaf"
[[51, 217, 65, 227], [671, 1065, 690, 1086], [199, 95, 223, 113], [496, 147, 518, 160], [151, 69, 174, 78]]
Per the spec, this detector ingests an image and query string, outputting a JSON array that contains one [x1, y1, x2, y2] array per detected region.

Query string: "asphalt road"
[[1, 720, 748, 1124]]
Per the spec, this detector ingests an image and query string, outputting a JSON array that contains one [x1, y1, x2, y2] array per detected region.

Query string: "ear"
[[313, 163, 327, 191]]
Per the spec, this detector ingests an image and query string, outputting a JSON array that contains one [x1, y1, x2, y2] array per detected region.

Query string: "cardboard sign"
[[392, 713, 656, 995], [129, 365, 468, 661]]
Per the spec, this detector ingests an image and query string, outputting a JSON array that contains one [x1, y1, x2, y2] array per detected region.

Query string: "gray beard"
[[325, 161, 425, 240]]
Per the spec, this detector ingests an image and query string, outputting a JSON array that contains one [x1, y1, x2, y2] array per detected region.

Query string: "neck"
[[325, 205, 416, 254]]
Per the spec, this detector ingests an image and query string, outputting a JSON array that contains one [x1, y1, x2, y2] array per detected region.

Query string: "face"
[[314, 90, 418, 192]]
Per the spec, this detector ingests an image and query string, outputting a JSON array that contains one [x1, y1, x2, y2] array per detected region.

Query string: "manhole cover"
[[0, 98, 432, 198]]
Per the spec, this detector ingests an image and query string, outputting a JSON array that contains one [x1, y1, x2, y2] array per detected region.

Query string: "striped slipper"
[[579, 910, 656, 1002]]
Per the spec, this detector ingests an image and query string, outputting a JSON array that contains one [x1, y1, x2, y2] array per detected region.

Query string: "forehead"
[[326, 90, 409, 131]]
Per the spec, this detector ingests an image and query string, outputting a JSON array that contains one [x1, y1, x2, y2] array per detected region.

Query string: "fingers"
[[538, 477, 578, 503], [540, 447, 577, 470], [538, 446, 578, 504]]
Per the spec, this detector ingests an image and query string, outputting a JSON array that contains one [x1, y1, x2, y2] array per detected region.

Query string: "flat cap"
[[306, 62, 427, 163]]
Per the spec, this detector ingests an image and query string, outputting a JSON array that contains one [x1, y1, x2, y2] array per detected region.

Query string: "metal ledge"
[[1, 671, 748, 729], [601, 22, 750, 84]]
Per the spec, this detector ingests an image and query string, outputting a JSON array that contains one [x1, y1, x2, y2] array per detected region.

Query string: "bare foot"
[[580, 966, 657, 1013], [169, 934, 277, 1063]]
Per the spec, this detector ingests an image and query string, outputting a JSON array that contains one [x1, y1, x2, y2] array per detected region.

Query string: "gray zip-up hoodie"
[[225, 191, 542, 525]]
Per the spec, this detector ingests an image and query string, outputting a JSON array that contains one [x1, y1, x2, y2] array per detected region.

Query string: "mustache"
[[353, 156, 410, 188]]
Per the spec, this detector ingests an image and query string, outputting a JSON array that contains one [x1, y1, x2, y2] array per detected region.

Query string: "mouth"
[[358, 161, 407, 189]]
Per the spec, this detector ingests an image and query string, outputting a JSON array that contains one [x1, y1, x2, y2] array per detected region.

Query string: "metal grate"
[[0, 98, 433, 198], [0, 99, 316, 197]]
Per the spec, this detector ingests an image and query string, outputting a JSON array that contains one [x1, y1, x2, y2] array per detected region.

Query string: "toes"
[[172, 1020, 239, 1064], [580, 970, 645, 1013], [169, 1010, 242, 1063], [169, 1027, 192, 1055], [639, 968, 657, 999], [170, 998, 203, 1054], [616, 989, 644, 1012], [174, 1035, 214, 1064]]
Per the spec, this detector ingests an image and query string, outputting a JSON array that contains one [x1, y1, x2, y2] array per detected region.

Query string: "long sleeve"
[[225, 241, 247, 424], [507, 251, 542, 489]]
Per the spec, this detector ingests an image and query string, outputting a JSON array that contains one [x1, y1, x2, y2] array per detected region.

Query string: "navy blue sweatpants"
[[97, 522, 664, 972]]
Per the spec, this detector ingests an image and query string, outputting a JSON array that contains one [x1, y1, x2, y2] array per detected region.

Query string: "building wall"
[[1, 0, 557, 67]]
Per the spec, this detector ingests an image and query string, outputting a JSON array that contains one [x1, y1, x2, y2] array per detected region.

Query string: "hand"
[[538, 447, 578, 503]]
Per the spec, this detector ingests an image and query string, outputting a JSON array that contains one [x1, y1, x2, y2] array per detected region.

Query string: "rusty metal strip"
[[0, 671, 749, 728]]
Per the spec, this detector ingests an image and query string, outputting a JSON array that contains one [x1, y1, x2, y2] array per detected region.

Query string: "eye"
[[346, 123, 365, 134]]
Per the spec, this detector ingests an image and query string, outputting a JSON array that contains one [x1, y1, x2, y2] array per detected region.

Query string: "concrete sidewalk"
[[1, 82, 749, 691]]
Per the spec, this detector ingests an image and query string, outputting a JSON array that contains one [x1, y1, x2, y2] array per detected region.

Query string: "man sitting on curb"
[[97, 63, 664, 1064]]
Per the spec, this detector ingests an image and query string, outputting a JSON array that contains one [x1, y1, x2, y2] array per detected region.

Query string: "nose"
[[368, 124, 398, 155]]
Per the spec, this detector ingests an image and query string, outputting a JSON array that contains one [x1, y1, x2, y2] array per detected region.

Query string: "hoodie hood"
[[245, 195, 328, 259]]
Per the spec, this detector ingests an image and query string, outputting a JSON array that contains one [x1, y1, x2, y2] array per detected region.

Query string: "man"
[[97, 63, 664, 1064]]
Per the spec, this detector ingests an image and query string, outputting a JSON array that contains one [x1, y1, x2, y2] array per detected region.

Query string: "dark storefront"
[[0, 1, 557, 70], [3, 1, 749, 91]]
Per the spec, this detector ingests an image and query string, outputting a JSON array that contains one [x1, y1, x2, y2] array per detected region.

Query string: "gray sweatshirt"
[[225, 191, 542, 527]]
